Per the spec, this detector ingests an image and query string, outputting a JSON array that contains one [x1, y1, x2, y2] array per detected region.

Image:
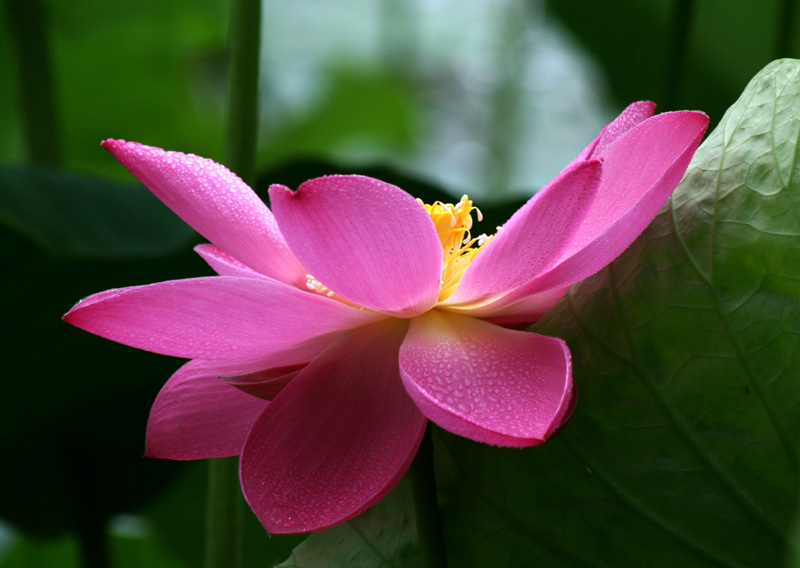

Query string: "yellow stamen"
[[418, 195, 494, 301]]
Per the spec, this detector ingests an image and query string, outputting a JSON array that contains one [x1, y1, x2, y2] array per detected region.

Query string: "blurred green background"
[[2, 0, 800, 566]]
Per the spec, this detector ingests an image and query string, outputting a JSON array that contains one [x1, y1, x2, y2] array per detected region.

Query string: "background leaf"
[[0, 168, 201, 540], [435, 58, 800, 567], [545, 0, 800, 122], [0, 167, 196, 257]]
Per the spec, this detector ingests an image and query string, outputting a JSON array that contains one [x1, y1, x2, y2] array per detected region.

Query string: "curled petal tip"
[[267, 183, 294, 199], [102, 138, 137, 154], [100, 139, 307, 284], [101, 138, 122, 148]]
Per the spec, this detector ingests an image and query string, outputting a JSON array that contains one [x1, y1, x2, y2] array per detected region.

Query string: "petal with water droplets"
[[449, 110, 709, 320], [445, 160, 601, 307], [269, 176, 442, 317], [555, 111, 709, 265], [63, 276, 384, 360], [102, 139, 306, 286], [145, 359, 268, 460], [572, 101, 656, 162], [399, 310, 573, 447], [240, 319, 426, 534], [146, 340, 332, 460]]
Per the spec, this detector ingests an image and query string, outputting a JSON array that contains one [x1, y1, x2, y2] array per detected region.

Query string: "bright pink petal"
[[399, 310, 573, 447], [240, 319, 427, 534], [458, 110, 709, 319], [102, 140, 306, 286], [195, 244, 267, 279], [146, 338, 330, 460], [445, 159, 602, 306], [573, 101, 656, 162], [478, 286, 570, 325], [269, 176, 441, 317], [145, 359, 269, 460], [63, 276, 385, 360], [222, 364, 305, 400], [561, 111, 708, 261]]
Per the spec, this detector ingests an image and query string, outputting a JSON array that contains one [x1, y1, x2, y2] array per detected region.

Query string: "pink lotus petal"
[[146, 336, 330, 460], [573, 101, 656, 162], [222, 364, 305, 400], [445, 159, 602, 306], [145, 359, 270, 460], [399, 310, 573, 447], [269, 176, 442, 317], [63, 276, 385, 360], [240, 319, 427, 534], [562, 111, 708, 261], [102, 140, 306, 286], [476, 286, 570, 325], [458, 110, 708, 318], [195, 244, 268, 279]]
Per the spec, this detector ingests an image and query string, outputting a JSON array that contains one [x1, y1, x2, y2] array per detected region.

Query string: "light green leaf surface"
[[277, 479, 420, 568], [434, 59, 800, 567]]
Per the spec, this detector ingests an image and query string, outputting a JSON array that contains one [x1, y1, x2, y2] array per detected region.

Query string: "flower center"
[[418, 195, 493, 301]]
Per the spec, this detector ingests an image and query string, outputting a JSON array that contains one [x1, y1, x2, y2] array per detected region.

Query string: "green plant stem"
[[225, 0, 262, 186], [485, 3, 528, 198], [776, 0, 797, 59], [409, 424, 449, 568], [204, 0, 261, 566], [664, 0, 696, 111], [62, 444, 110, 568], [5, 0, 61, 166], [379, 0, 418, 75], [205, 457, 243, 568]]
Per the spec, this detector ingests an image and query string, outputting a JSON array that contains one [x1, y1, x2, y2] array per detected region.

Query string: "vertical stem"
[[225, 0, 262, 186], [205, 0, 261, 566], [664, 0, 696, 111], [485, 3, 528, 198], [409, 424, 449, 568], [205, 458, 243, 568], [379, 0, 418, 76], [775, 0, 797, 59], [5, 0, 61, 166], [75, 518, 110, 568], [62, 444, 110, 568]]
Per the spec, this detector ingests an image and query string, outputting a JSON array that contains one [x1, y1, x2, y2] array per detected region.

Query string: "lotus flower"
[[63, 102, 708, 534]]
